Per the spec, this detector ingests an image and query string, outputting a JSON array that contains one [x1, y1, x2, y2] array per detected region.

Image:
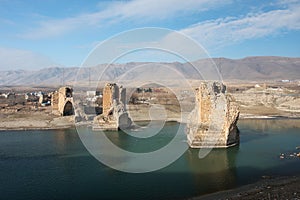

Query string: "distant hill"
[[0, 56, 299, 86]]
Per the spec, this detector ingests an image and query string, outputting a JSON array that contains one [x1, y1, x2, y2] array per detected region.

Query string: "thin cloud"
[[0, 18, 15, 26], [20, 0, 231, 39], [0, 47, 58, 70], [181, 4, 300, 50], [275, 0, 300, 6]]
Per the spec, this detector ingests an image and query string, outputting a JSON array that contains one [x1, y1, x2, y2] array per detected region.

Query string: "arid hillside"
[[1, 56, 299, 86]]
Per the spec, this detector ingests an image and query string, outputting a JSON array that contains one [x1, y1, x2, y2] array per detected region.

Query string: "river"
[[0, 119, 300, 200]]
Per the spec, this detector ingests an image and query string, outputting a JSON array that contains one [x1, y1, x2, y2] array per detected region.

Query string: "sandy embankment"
[[1, 104, 300, 131], [0, 111, 75, 131], [232, 87, 300, 119]]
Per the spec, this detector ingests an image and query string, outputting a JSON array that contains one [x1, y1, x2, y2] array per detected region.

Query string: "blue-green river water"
[[0, 119, 300, 200]]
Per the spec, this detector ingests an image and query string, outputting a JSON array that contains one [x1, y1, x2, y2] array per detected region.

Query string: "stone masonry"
[[51, 86, 74, 116], [186, 82, 239, 148], [93, 83, 132, 130]]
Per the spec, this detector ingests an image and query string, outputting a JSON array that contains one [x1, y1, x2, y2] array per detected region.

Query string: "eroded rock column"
[[186, 82, 239, 148]]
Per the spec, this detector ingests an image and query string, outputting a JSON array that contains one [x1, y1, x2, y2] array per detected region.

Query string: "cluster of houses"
[[0, 91, 52, 107], [0, 86, 106, 118], [85, 90, 102, 104], [25, 92, 51, 106]]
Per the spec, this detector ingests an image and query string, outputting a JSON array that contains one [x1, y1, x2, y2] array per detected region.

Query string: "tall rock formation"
[[93, 83, 132, 130], [186, 82, 239, 148]]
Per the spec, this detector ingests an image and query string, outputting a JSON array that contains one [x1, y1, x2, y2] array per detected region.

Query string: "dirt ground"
[[1, 102, 299, 130], [0, 106, 74, 130]]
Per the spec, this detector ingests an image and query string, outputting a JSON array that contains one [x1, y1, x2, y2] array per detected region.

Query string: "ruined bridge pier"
[[93, 83, 132, 130], [186, 82, 240, 148], [51, 86, 74, 116], [93, 82, 239, 148]]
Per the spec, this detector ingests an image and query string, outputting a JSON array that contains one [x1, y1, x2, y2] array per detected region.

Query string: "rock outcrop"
[[93, 83, 132, 130], [186, 82, 239, 148]]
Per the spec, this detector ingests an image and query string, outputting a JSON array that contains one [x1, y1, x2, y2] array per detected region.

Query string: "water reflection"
[[77, 122, 187, 173], [103, 121, 182, 153], [185, 146, 239, 192], [53, 130, 67, 152], [238, 119, 300, 133]]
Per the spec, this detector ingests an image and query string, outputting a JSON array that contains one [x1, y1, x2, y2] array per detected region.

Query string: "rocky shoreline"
[[193, 175, 300, 200], [239, 114, 300, 119]]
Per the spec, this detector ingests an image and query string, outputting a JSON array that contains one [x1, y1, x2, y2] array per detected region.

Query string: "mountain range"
[[0, 56, 299, 86]]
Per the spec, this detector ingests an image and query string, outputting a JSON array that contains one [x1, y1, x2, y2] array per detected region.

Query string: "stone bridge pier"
[[186, 82, 240, 148], [93, 83, 132, 130], [92, 82, 239, 148], [51, 86, 74, 116]]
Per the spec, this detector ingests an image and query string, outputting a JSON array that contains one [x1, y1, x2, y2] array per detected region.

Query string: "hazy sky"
[[0, 0, 299, 70]]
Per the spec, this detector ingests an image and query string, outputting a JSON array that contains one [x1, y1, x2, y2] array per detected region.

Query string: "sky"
[[0, 0, 299, 70]]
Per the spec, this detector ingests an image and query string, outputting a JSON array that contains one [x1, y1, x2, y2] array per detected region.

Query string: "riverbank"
[[0, 108, 75, 131], [193, 175, 300, 200], [1, 109, 300, 131], [1, 96, 300, 131], [1, 82, 300, 131]]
